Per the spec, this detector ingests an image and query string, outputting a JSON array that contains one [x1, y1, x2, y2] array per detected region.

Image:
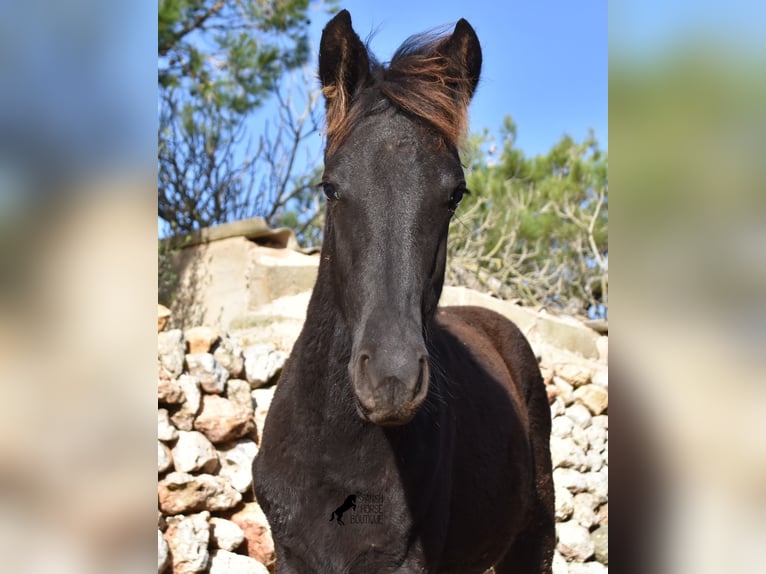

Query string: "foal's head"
[[318, 10, 481, 426]]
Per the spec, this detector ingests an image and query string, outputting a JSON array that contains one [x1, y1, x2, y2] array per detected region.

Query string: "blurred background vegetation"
[[157, 0, 608, 320]]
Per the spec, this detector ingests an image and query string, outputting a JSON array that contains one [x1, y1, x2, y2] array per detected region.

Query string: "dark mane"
[[323, 28, 473, 155]]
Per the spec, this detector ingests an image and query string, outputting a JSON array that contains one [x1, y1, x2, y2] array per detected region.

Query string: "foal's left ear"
[[319, 10, 370, 110], [439, 19, 482, 100]]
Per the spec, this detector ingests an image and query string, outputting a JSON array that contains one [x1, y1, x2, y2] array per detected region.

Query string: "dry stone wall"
[[157, 300, 608, 574]]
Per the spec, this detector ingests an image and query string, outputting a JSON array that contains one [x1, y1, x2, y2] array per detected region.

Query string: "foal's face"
[[322, 110, 466, 425], [318, 9, 481, 426]]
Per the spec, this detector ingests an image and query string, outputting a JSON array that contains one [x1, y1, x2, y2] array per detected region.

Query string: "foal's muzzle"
[[350, 346, 429, 426]]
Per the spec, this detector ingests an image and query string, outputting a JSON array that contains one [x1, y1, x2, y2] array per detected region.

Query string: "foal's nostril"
[[414, 355, 428, 397]]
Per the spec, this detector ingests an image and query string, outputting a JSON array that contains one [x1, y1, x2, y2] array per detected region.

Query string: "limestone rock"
[[158, 472, 242, 515], [171, 376, 202, 431], [555, 363, 593, 388], [229, 502, 275, 567], [164, 511, 210, 574], [565, 403, 592, 429], [209, 517, 245, 552], [552, 376, 575, 406], [597, 503, 609, 526], [158, 408, 179, 442], [209, 550, 269, 574], [158, 529, 170, 573], [194, 395, 255, 444], [552, 550, 569, 574], [243, 344, 287, 388], [227, 379, 255, 414], [556, 520, 594, 562], [567, 562, 608, 574], [159, 330, 186, 378], [158, 441, 173, 474], [184, 326, 220, 355], [591, 524, 608, 564], [585, 470, 608, 505], [550, 396, 566, 417], [591, 368, 608, 389], [218, 439, 259, 493], [573, 384, 608, 416], [158, 304, 171, 332], [585, 424, 607, 453], [214, 337, 245, 379], [252, 387, 275, 441], [158, 370, 184, 405], [185, 353, 229, 394], [172, 431, 219, 474], [550, 436, 588, 471], [555, 485, 574, 521], [572, 492, 598, 529], [553, 468, 588, 494], [551, 415, 574, 439]]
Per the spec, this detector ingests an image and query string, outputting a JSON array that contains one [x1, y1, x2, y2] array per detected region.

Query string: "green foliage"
[[449, 117, 608, 318], [158, 0, 337, 236]]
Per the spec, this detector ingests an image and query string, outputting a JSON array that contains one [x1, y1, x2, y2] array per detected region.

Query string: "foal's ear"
[[439, 19, 482, 100], [319, 10, 370, 110]]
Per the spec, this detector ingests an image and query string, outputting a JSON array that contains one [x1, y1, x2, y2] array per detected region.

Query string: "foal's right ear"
[[319, 10, 370, 111]]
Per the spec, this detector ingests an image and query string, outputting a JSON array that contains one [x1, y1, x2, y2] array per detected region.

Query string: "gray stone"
[[565, 403, 592, 429], [243, 344, 287, 388], [551, 415, 574, 439], [556, 520, 594, 562], [553, 468, 588, 493], [158, 329, 186, 378], [172, 431, 219, 474], [158, 472, 242, 515], [210, 517, 246, 552], [186, 353, 229, 394], [573, 384, 608, 416], [218, 439, 259, 493], [209, 550, 269, 574], [591, 524, 608, 564], [550, 436, 588, 471], [555, 485, 574, 521], [158, 529, 170, 573], [171, 375, 202, 431], [572, 492, 598, 529], [158, 441, 173, 474], [194, 395, 256, 444], [164, 511, 210, 574], [158, 408, 178, 442]]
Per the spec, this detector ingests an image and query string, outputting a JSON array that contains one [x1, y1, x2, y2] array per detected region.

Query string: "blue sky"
[[302, 0, 608, 155]]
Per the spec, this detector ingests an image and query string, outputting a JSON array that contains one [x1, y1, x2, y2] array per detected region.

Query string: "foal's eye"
[[321, 182, 339, 201], [449, 186, 470, 211]]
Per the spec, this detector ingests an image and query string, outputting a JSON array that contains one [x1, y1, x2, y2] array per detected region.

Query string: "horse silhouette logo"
[[329, 494, 356, 525]]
